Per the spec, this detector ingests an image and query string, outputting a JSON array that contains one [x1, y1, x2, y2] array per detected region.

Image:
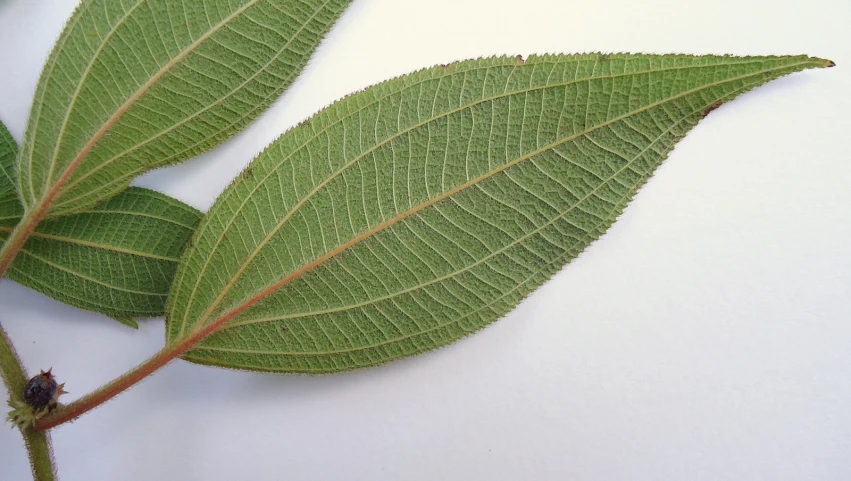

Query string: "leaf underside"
[[2, 123, 202, 322], [1, 187, 201, 321], [165, 53, 829, 373], [17, 0, 353, 219], [0, 122, 14, 197]]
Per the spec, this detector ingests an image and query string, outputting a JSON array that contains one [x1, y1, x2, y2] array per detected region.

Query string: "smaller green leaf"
[[2, 118, 201, 322], [0, 187, 201, 322]]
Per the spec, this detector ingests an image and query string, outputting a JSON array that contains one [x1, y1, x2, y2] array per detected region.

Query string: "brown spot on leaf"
[[703, 103, 723, 118], [515, 54, 525, 64]]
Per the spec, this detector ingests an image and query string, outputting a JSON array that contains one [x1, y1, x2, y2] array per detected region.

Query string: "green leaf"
[[2, 120, 201, 322], [166, 53, 830, 373], [1, 187, 201, 322], [0, 121, 15, 196], [16, 0, 353, 219]]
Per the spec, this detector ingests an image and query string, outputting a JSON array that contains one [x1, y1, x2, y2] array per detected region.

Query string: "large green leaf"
[[166, 53, 830, 373], [16, 0, 353, 219], [1, 187, 201, 326]]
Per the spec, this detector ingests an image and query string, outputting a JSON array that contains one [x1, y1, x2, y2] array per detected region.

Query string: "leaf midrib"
[[177, 60, 815, 341], [9, 266, 166, 311], [185, 164, 641, 365], [179, 58, 781, 334], [198, 84, 709, 352], [11, 247, 168, 296], [0, 225, 181, 261]]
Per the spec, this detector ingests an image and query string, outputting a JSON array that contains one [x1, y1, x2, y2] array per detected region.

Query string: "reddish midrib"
[[0, 151, 89, 277], [35, 194, 426, 429], [34, 155, 450, 430], [185, 59, 828, 341], [0, 59, 137, 276]]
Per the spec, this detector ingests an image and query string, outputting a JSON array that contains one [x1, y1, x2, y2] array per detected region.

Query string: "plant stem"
[[34, 319, 223, 430], [0, 322, 57, 481], [0, 323, 28, 406], [0, 211, 58, 480], [34, 223, 321, 429], [22, 428, 57, 481]]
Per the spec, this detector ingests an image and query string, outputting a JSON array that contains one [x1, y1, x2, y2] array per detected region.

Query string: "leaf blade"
[[1, 187, 202, 321], [17, 0, 353, 218], [0, 121, 15, 196], [167, 53, 830, 372]]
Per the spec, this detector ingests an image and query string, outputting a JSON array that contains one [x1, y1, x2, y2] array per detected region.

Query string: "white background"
[[1, 0, 849, 479]]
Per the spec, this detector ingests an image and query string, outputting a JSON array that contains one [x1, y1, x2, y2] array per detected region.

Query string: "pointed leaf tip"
[[807, 56, 834, 68], [113, 318, 140, 330]]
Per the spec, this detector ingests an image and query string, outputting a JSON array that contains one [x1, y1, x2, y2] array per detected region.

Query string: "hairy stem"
[[0, 323, 28, 407], [36, 261, 272, 430], [1, 322, 57, 481], [35, 318, 223, 430], [23, 429, 56, 481]]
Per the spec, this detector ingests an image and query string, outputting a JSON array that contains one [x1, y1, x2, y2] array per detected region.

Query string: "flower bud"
[[23, 369, 60, 408]]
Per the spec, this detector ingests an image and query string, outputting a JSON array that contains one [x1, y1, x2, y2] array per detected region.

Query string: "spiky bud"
[[23, 370, 59, 408], [6, 369, 66, 429]]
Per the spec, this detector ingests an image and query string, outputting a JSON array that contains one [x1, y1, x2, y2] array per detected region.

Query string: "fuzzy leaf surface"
[[0, 122, 14, 196], [167, 53, 829, 373], [1, 187, 201, 323], [16, 0, 353, 218]]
